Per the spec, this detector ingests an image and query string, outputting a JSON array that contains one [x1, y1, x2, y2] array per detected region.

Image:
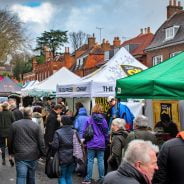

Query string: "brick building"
[[121, 27, 154, 67], [23, 34, 122, 81], [145, 0, 184, 67]]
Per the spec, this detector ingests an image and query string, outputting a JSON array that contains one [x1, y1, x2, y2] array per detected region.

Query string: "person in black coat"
[[45, 104, 63, 147], [155, 113, 178, 139], [153, 131, 184, 184], [0, 102, 15, 165], [104, 140, 159, 184], [107, 118, 128, 172], [8, 98, 23, 121], [51, 115, 75, 184]]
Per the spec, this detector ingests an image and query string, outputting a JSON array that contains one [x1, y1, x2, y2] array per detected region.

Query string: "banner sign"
[[121, 65, 143, 76]]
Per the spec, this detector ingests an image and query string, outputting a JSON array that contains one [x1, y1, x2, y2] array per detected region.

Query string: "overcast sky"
[[1, 0, 183, 50]]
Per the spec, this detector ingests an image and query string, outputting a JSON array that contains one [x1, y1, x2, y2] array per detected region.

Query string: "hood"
[[32, 112, 42, 118], [112, 129, 128, 137], [92, 113, 104, 124], [118, 161, 147, 184], [78, 107, 88, 116]]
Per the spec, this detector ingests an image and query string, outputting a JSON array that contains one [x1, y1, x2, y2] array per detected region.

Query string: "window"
[[165, 26, 180, 40], [170, 51, 181, 58], [152, 55, 163, 66]]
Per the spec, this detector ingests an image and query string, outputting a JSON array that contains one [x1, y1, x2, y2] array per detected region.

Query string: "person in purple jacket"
[[82, 104, 109, 184]]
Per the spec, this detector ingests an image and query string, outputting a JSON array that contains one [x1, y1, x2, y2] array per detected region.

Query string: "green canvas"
[[116, 52, 184, 100]]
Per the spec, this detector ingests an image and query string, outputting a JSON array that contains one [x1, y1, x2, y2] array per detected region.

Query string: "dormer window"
[[165, 26, 180, 40]]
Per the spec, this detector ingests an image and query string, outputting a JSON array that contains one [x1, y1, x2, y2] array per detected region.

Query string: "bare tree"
[[0, 9, 25, 64], [69, 31, 89, 51]]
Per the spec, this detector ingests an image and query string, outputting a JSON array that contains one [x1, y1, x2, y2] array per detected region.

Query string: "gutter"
[[145, 40, 184, 52]]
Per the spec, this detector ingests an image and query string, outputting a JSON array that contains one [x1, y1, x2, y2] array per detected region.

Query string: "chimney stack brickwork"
[[167, 0, 183, 19]]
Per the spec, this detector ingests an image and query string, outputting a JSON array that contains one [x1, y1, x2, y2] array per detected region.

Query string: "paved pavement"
[[0, 158, 83, 184]]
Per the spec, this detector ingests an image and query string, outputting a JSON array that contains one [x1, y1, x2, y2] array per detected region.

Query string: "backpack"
[[83, 123, 94, 142]]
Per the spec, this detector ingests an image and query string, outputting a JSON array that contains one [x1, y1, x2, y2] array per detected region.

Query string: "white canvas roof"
[[33, 67, 80, 92], [56, 47, 147, 98]]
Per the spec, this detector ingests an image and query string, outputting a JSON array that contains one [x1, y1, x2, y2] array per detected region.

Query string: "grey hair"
[[134, 115, 149, 128], [112, 118, 126, 130], [123, 139, 159, 165], [23, 107, 33, 118]]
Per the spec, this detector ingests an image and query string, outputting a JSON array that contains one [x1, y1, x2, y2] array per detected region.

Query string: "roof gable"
[[146, 10, 184, 50]]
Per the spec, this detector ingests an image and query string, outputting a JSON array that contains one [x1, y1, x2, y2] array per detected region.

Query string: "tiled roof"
[[146, 10, 184, 50], [121, 33, 154, 55], [83, 54, 104, 69]]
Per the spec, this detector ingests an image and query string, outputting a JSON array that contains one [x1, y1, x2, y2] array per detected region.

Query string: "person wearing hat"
[[107, 96, 134, 130]]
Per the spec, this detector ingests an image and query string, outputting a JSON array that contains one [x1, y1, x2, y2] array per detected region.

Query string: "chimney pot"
[[178, 1, 181, 7], [102, 38, 105, 43], [144, 28, 147, 34], [174, 0, 176, 6], [169, 0, 172, 5], [147, 27, 150, 33], [140, 28, 143, 34]]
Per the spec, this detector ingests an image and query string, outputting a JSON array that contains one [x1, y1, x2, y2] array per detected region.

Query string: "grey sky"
[[1, 0, 183, 49]]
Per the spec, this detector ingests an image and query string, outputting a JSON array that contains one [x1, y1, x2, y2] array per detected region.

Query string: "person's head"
[[160, 113, 171, 123], [134, 115, 149, 129], [53, 104, 63, 114], [8, 98, 16, 106], [8, 98, 17, 109], [61, 115, 73, 126], [92, 104, 104, 114], [75, 102, 84, 111], [124, 139, 159, 181], [33, 106, 42, 114], [107, 96, 116, 107], [2, 102, 9, 110], [111, 118, 126, 132], [23, 107, 33, 118]]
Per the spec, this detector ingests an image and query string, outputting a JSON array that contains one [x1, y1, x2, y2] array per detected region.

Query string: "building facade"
[[146, 0, 184, 67]]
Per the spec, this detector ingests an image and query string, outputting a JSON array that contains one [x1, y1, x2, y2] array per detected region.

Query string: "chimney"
[[113, 37, 121, 47], [147, 27, 151, 33], [140, 28, 143, 34], [101, 39, 111, 51], [88, 34, 96, 48], [32, 57, 37, 72], [65, 47, 70, 54], [167, 0, 183, 19], [43, 46, 53, 62], [144, 28, 147, 34]]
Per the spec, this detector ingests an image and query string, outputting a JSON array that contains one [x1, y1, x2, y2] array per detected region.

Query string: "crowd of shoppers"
[[0, 96, 181, 184]]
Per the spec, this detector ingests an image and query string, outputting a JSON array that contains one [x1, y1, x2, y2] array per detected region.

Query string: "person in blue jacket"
[[107, 96, 134, 130], [74, 106, 89, 139]]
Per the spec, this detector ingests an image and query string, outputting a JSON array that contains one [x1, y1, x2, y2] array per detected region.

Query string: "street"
[[0, 158, 83, 184]]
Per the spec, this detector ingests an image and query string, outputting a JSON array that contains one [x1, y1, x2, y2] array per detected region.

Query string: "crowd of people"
[[0, 96, 181, 184]]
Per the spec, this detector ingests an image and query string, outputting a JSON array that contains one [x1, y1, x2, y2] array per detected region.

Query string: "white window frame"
[[152, 55, 163, 66], [165, 26, 180, 41], [170, 51, 181, 58]]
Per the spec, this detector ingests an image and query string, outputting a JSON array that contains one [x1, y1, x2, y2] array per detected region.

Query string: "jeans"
[[16, 160, 37, 184], [85, 149, 104, 181], [58, 163, 74, 184]]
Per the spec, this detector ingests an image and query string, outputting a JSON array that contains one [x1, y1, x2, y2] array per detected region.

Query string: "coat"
[[8, 118, 45, 161], [74, 107, 89, 139], [125, 129, 157, 149], [51, 125, 74, 165], [153, 132, 184, 184], [0, 110, 15, 137], [104, 161, 150, 184], [45, 110, 60, 146], [83, 113, 109, 150], [108, 129, 128, 171]]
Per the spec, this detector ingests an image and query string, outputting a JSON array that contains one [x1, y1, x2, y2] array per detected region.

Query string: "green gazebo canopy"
[[116, 52, 184, 100]]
